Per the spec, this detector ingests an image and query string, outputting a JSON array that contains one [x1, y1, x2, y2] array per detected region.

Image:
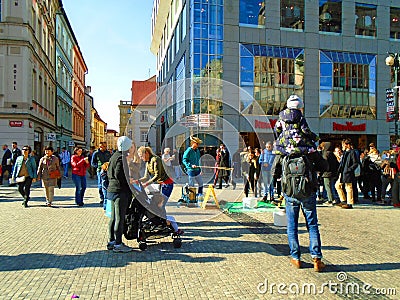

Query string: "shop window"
[[319, 0, 342, 33], [240, 44, 304, 116], [355, 3, 376, 37], [390, 7, 400, 40], [319, 50, 376, 119], [281, 0, 304, 30]]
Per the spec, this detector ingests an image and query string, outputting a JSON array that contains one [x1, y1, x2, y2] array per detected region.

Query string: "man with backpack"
[[272, 94, 328, 272]]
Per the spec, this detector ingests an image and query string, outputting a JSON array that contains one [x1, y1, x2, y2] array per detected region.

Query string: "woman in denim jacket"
[[11, 145, 37, 207]]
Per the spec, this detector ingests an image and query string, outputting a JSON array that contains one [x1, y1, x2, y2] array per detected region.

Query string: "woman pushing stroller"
[[136, 146, 183, 235]]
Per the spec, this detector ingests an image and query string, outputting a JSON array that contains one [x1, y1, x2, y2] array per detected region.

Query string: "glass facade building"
[[151, 0, 400, 152]]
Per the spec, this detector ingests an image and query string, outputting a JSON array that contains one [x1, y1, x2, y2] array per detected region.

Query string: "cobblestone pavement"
[[0, 178, 399, 300]]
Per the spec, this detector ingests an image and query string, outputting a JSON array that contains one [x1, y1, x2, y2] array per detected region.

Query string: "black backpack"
[[281, 154, 317, 199]]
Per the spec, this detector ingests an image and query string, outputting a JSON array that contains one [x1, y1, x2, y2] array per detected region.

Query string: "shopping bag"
[[16, 176, 26, 183], [105, 199, 112, 218]]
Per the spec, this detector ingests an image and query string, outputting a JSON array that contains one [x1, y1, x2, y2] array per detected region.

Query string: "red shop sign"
[[9, 120, 23, 127], [333, 122, 366, 131]]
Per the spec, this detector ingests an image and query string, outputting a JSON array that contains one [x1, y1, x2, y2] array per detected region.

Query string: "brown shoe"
[[341, 204, 353, 209], [313, 258, 325, 272], [290, 258, 301, 269]]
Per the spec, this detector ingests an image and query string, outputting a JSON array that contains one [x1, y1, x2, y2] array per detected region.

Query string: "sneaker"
[[107, 241, 116, 250], [313, 258, 325, 272], [113, 243, 133, 253], [46, 203, 52, 207]]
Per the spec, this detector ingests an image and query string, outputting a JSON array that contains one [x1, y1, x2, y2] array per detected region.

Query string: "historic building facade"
[[0, 0, 61, 153]]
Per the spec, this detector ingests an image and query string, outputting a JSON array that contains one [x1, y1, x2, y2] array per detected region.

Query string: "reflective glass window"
[[281, 0, 304, 30], [239, 44, 304, 115], [239, 0, 265, 27], [319, 50, 376, 119], [390, 7, 400, 40], [190, 0, 223, 120], [319, 0, 342, 33], [355, 3, 376, 37]]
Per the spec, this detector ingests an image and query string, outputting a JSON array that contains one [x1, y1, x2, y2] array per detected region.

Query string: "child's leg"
[[166, 215, 179, 232]]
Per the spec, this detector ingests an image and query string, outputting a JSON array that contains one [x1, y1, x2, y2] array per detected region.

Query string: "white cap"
[[286, 94, 304, 109], [117, 136, 132, 151]]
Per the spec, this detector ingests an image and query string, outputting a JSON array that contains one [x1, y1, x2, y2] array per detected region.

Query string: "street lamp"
[[385, 52, 400, 140]]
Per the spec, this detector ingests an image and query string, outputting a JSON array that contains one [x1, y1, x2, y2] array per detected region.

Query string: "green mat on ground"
[[222, 201, 282, 213]]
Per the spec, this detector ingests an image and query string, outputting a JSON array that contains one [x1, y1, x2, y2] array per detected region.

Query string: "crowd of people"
[[2, 93, 400, 263]]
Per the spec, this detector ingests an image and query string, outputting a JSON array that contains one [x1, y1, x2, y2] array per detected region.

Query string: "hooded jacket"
[[274, 108, 319, 155]]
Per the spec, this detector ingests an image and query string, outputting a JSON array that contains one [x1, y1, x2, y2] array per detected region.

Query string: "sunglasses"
[[22, 148, 29, 151]]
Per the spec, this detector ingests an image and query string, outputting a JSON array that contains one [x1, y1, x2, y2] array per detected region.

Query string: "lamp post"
[[385, 52, 400, 141]]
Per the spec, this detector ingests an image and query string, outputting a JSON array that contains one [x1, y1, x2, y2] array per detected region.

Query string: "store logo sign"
[[333, 122, 366, 131]]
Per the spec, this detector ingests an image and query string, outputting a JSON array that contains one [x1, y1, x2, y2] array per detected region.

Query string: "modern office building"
[[151, 0, 400, 153]]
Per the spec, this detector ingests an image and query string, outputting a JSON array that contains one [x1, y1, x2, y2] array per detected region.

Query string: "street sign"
[[9, 120, 23, 127], [46, 133, 56, 141]]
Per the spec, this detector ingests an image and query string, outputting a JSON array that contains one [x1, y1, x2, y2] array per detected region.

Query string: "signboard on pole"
[[46, 133, 57, 141], [386, 88, 396, 122]]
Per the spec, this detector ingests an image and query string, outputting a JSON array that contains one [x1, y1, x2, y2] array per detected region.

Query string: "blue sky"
[[62, 1, 156, 131]]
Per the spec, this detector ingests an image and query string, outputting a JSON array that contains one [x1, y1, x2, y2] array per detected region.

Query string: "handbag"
[[49, 169, 61, 179], [16, 176, 26, 183]]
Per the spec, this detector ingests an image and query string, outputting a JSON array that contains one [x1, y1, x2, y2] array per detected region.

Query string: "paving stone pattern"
[[0, 179, 399, 300]]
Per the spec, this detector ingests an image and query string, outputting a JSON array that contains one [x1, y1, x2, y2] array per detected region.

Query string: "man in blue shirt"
[[182, 136, 203, 196], [259, 141, 275, 202]]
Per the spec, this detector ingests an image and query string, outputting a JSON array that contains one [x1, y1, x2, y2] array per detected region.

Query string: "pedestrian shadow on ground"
[[322, 262, 400, 273], [0, 249, 223, 271]]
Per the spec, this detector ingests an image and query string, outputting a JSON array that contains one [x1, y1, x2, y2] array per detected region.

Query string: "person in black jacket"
[[216, 144, 233, 189], [320, 142, 340, 205], [334, 138, 360, 209], [91, 142, 112, 206], [1, 144, 12, 185], [106, 136, 133, 253]]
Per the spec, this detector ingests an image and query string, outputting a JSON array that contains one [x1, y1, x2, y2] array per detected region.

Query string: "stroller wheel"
[[138, 241, 147, 251], [173, 238, 182, 248]]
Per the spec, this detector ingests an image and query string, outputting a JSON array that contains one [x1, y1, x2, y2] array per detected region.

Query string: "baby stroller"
[[178, 183, 198, 205], [123, 183, 182, 251]]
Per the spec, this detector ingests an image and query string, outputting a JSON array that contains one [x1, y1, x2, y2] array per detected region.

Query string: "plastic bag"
[[105, 199, 112, 218]]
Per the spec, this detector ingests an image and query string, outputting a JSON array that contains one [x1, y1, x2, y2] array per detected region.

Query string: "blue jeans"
[[72, 174, 86, 205], [62, 163, 69, 177], [261, 169, 274, 197], [284, 193, 322, 260], [188, 174, 203, 194], [97, 170, 104, 201]]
